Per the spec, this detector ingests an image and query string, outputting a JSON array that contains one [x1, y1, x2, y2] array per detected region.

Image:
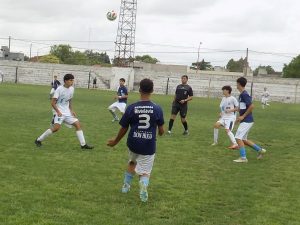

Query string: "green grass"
[[0, 83, 299, 225]]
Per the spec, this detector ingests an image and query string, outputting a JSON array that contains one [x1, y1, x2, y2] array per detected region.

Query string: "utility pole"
[[29, 43, 32, 60], [8, 36, 11, 52], [244, 48, 249, 76], [196, 42, 202, 74]]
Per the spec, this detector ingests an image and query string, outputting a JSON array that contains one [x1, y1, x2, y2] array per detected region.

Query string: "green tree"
[[135, 55, 159, 64], [38, 54, 60, 64], [283, 55, 300, 78], [191, 59, 212, 70], [226, 57, 246, 72], [85, 50, 111, 65], [253, 65, 276, 76], [50, 44, 73, 63]]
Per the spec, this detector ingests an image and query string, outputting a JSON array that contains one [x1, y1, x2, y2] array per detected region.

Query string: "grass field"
[[0, 83, 299, 225]]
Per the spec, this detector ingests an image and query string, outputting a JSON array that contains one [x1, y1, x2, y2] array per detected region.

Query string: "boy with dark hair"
[[234, 77, 266, 163], [108, 78, 128, 122], [168, 75, 193, 135], [212, 85, 239, 149], [35, 74, 93, 150], [107, 78, 164, 202], [49, 75, 61, 99]]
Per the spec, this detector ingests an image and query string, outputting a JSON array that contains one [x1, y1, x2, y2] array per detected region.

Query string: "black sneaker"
[[35, 139, 42, 147], [81, 144, 94, 150], [182, 130, 189, 135]]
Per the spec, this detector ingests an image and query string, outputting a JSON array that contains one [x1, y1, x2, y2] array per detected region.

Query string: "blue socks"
[[140, 176, 149, 186], [124, 172, 134, 185], [252, 144, 262, 152], [239, 146, 246, 158]]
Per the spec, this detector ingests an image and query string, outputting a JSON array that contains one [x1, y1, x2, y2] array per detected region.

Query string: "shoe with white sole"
[[233, 157, 248, 163], [257, 148, 267, 159]]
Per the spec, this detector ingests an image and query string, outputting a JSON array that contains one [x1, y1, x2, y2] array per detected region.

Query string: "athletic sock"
[[182, 121, 188, 131], [239, 146, 247, 158], [252, 144, 262, 152], [109, 110, 118, 120], [214, 128, 219, 143], [37, 129, 53, 142], [124, 172, 134, 185], [227, 131, 237, 145], [76, 130, 86, 146], [168, 119, 174, 131], [140, 176, 149, 187]]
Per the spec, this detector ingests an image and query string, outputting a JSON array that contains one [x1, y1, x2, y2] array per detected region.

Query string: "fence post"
[[15, 66, 18, 83], [166, 77, 170, 95], [88, 70, 91, 89]]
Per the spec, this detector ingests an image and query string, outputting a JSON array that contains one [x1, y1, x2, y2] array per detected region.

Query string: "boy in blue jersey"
[[233, 77, 267, 163], [107, 78, 165, 202], [108, 78, 128, 122]]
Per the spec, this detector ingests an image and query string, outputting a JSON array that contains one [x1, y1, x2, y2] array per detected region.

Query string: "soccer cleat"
[[139, 180, 148, 202], [167, 130, 172, 135], [233, 157, 248, 163], [81, 144, 94, 150], [228, 144, 239, 150], [211, 142, 218, 146], [182, 130, 189, 135], [112, 118, 119, 122], [35, 139, 42, 147], [121, 183, 131, 193], [257, 148, 267, 159]]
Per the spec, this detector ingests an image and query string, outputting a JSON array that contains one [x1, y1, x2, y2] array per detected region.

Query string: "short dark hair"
[[236, 77, 247, 87], [222, 85, 232, 94], [181, 75, 188, 80], [64, 74, 74, 81], [139, 78, 153, 94], [119, 78, 125, 82]]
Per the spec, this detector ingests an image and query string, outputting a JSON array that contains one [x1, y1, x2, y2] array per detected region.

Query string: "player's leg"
[[225, 119, 238, 149], [35, 115, 62, 147], [244, 139, 267, 159], [122, 152, 137, 193], [70, 119, 93, 149], [212, 121, 222, 145], [108, 103, 119, 122], [180, 104, 189, 135], [117, 103, 126, 119], [233, 122, 253, 162], [168, 103, 179, 134]]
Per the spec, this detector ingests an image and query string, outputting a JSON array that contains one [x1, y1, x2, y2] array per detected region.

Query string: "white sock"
[[227, 131, 237, 145], [213, 128, 219, 143], [76, 130, 86, 146], [37, 129, 53, 142]]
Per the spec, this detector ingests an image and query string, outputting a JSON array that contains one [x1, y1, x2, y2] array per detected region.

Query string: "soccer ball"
[[107, 10, 117, 21]]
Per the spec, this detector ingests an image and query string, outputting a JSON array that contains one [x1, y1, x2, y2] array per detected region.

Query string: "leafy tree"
[[191, 59, 212, 70], [85, 50, 111, 65], [226, 57, 247, 72], [38, 54, 60, 64], [50, 45, 73, 63], [135, 55, 159, 64], [253, 65, 276, 76], [283, 55, 300, 78]]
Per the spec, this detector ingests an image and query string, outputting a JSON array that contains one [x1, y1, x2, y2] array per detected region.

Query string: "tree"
[[50, 44, 73, 63], [253, 65, 276, 76], [191, 59, 212, 70], [226, 57, 247, 72], [85, 50, 111, 65], [135, 55, 159, 64], [283, 55, 300, 78], [38, 54, 60, 64]]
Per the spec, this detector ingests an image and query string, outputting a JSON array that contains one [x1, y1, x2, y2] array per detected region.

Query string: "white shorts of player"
[[53, 113, 78, 126], [217, 117, 236, 130], [50, 88, 55, 95], [235, 122, 254, 140], [261, 97, 268, 105], [128, 150, 155, 176], [108, 102, 126, 113]]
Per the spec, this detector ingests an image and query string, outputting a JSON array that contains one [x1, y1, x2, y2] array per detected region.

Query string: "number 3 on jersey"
[[138, 114, 150, 129]]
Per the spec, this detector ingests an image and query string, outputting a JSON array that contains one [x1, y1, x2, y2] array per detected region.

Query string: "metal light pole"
[[196, 42, 202, 74]]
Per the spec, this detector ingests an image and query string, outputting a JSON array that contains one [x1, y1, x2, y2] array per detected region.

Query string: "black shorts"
[[171, 102, 188, 118]]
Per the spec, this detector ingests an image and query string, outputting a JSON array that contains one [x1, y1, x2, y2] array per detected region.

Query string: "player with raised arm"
[[107, 78, 164, 202], [35, 74, 93, 150]]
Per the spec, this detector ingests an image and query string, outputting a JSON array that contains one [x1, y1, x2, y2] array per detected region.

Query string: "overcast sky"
[[1, 0, 299, 71]]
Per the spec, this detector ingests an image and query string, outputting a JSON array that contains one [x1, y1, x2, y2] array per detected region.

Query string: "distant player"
[[108, 78, 128, 122], [107, 78, 164, 202], [35, 74, 93, 150], [212, 86, 239, 149], [50, 75, 61, 99], [261, 87, 270, 109], [233, 77, 266, 163], [168, 75, 193, 135]]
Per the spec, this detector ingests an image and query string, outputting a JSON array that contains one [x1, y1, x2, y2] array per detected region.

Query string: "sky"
[[0, 0, 299, 71]]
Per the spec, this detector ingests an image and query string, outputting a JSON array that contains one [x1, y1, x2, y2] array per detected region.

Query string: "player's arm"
[[69, 99, 76, 117], [51, 98, 62, 117], [237, 104, 254, 122], [118, 94, 128, 100], [158, 125, 164, 136], [107, 127, 128, 147]]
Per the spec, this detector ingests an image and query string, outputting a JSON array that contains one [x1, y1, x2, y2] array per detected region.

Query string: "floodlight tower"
[[114, 0, 137, 67]]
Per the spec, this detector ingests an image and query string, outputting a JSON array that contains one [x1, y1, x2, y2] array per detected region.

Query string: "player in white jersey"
[[35, 74, 93, 150], [212, 86, 239, 149], [261, 87, 270, 109]]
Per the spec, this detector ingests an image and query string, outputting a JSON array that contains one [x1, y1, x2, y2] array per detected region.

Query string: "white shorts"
[[108, 102, 126, 113], [235, 122, 254, 140], [261, 97, 268, 105], [128, 150, 155, 176], [52, 113, 78, 126], [217, 117, 235, 130], [50, 88, 55, 96]]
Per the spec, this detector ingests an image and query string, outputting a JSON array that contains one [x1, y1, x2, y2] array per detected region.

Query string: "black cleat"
[[35, 139, 42, 147], [81, 144, 94, 150]]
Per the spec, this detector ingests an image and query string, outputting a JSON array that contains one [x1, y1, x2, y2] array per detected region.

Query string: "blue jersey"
[[118, 86, 128, 103], [238, 90, 254, 123], [119, 101, 164, 155]]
